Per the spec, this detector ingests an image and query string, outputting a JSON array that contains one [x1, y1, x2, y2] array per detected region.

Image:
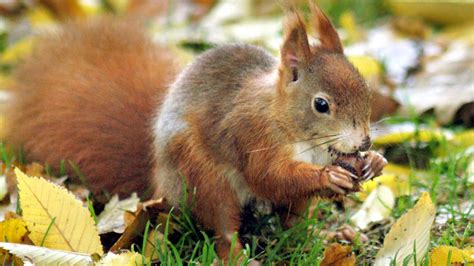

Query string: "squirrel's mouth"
[[327, 146, 358, 157]]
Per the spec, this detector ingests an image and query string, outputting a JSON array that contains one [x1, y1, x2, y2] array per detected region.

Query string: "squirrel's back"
[[7, 17, 178, 200], [156, 44, 277, 158]]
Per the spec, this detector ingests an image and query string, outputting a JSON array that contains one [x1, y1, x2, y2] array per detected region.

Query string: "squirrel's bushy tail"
[[7, 17, 178, 201]]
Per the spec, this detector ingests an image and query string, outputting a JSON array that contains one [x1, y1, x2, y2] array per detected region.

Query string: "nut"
[[334, 153, 365, 179]]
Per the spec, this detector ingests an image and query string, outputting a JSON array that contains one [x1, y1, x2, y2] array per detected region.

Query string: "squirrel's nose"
[[359, 136, 372, 151]]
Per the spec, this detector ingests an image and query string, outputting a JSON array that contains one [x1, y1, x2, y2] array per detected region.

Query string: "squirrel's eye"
[[314, 97, 329, 113]]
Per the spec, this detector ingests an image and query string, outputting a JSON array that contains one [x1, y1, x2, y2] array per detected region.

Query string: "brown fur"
[[150, 6, 373, 262], [7, 17, 178, 200], [7, 5, 381, 263]]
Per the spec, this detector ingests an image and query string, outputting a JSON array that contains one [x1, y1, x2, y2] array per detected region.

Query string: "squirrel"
[[6, 4, 387, 262]]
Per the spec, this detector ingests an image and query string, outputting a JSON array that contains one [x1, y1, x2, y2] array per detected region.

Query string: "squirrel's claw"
[[322, 166, 358, 195], [362, 151, 387, 181]]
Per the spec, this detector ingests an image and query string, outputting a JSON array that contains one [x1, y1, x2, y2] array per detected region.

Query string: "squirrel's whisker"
[[297, 137, 341, 155], [246, 134, 340, 153]]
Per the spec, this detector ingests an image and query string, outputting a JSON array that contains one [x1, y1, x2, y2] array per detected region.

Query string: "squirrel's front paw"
[[320, 166, 358, 195], [362, 151, 387, 180]]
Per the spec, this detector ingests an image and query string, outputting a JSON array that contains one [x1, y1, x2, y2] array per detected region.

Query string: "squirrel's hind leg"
[[166, 133, 246, 263]]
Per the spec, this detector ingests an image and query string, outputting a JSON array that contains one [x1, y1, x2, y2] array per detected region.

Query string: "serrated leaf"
[[97, 251, 147, 266], [15, 168, 103, 255], [0, 242, 93, 266], [374, 192, 436, 265], [429, 245, 474, 265]]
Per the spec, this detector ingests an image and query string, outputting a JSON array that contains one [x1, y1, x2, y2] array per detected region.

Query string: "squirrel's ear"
[[309, 2, 343, 53], [280, 11, 311, 83]]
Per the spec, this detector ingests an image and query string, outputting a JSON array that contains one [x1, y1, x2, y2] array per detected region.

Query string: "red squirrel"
[[7, 4, 387, 261]]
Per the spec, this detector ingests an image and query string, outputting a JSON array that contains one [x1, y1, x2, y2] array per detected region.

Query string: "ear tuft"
[[309, 2, 343, 53], [281, 11, 311, 79]]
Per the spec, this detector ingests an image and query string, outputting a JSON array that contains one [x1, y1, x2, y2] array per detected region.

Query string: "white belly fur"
[[292, 142, 333, 166]]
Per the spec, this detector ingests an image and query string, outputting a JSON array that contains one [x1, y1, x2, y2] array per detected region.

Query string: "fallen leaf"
[[395, 41, 474, 126], [351, 185, 395, 230], [0, 218, 29, 243], [96, 193, 139, 234], [374, 192, 436, 265], [320, 243, 356, 266], [0, 242, 94, 266], [453, 130, 474, 147], [110, 198, 168, 252], [429, 245, 474, 265], [25, 162, 45, 178], [440, 23, 474, 45], [0, 174, 6, 201], [15, 168, 103, 255], [388, 0, 474, 25], [0, 37, 35, 65], [0, 218, 31, 264], [374, 127, 446, 146], [26, 6, 57, 27], [97, 251, 147, 266], [358, 163, 412, 200], [144, 229, 164, 261], [39, 0, 99, 19], [340, 12, 364, 43]]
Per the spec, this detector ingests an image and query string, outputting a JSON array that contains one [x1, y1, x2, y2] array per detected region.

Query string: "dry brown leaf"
[[110, 198, 168, 252], [320, 243, 356, 266], [144, 229, 164, 261]]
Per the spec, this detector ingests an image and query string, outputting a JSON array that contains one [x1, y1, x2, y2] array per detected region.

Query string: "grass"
[[119, 116, 471, 265], [0, 0, 471, 264], [0, 117, 471, 265]]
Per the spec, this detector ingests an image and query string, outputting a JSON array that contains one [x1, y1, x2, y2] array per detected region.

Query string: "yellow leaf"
[[0, 37, 35, 65], [26, 6, 56, 28], [388, 0, 474, 25], [358, 164, 411, 199], [339, 12, 363, 43], [105, 0, 130, 13], [430, 245, 474, 266], [0, 73, 13, 89], [441, 23, 474, 45], [15, 168, 103, 255], [0, 218, 28, 244], [375, 192, 436, 265], [374, 129, 445, 146], [348, 55, 380, 79], [452, 130, 474, 147], [98, 252, 147, 266]]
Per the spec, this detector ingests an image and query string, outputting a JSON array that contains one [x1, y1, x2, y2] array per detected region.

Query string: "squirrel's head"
[[277, 4, 372, 155]]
